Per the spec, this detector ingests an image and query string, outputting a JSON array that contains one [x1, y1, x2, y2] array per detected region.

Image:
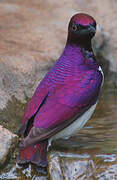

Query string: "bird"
[[17, 13, 103, 168]]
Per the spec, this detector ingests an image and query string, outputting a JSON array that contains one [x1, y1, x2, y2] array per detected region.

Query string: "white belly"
[[50, 102, 97, 141]]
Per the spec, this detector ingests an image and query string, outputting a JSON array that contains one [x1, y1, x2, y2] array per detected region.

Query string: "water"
[[0, 77, 117, 179]]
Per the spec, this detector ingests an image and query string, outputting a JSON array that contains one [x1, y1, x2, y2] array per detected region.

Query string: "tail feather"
[[17, 141, 48, 167]]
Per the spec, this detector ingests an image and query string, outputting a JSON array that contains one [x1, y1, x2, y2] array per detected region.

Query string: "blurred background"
[[0, 0, 117, 179]]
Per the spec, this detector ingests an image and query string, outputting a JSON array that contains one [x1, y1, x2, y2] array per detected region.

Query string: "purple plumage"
[[17, 13, 103, 168]]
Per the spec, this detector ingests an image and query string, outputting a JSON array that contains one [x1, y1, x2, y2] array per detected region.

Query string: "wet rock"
[[0, 125, 17, 165]]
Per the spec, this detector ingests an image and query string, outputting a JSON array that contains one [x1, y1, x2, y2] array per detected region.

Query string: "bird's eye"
[[72, 24, 78, 32]]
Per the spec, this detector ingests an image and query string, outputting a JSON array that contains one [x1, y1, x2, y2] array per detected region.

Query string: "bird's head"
[[67, 13, 96, 46]]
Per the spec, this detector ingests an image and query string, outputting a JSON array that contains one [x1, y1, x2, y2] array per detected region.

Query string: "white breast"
[[50, 102, 97, 141]]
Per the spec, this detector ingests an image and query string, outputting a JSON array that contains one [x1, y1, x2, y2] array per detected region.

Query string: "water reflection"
[[0, 81, 117, 179], [49, 150, 117, 179]]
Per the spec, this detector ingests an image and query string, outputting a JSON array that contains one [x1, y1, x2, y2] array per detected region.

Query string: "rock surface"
[[0, 0, 116, 110], [0, 125, 17, 165]]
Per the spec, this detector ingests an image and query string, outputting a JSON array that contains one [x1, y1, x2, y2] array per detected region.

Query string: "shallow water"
[[0, 78, 117, 179]]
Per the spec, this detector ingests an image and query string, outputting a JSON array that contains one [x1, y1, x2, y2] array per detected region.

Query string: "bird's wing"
[[20, 70, 103, 148], [18, 77, 49, 135]]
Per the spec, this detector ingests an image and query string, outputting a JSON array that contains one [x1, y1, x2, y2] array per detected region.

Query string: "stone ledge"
[[0, 125, 17, 165]]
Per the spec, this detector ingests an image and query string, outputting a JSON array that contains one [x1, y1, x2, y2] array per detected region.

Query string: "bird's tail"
[[17, 140, 48, 167]]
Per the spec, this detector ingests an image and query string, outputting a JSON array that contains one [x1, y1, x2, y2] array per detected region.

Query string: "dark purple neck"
[[60, 44, 84, 66], [57, 38, 97, 70], [61, 38, 94, 65], [66, 35, 92, 51]]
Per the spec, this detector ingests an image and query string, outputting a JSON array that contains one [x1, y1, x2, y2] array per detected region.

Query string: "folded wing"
[[20, 70, 103, 148]]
